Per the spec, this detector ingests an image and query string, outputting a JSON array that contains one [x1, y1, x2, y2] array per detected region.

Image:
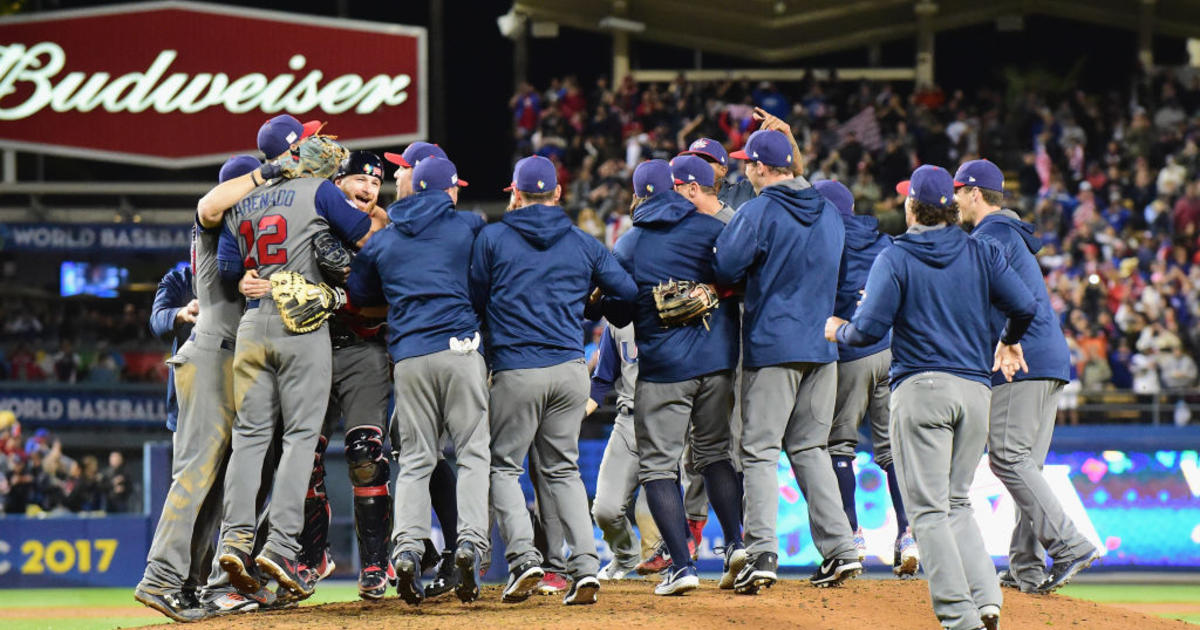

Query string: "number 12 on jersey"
[[239, 215, 289, 268]]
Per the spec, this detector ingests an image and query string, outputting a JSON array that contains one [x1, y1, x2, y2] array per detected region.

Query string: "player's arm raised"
[[196, 164, 279, 229]]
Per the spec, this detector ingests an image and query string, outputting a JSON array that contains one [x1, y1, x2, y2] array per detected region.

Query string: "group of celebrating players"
[[131, 107, 1099, 630]]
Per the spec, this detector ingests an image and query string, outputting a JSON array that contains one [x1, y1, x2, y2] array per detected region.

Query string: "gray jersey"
[[609, 322, 638, 413], [191, 224, 243, 339], [223, 178, 330, 285], [713, 202, 736, 224]]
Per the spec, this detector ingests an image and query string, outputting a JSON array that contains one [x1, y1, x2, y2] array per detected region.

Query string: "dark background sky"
[[12, 0, 1190, 197]]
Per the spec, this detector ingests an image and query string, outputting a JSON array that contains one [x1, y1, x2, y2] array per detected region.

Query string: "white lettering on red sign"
[[0, 43, 411, 120]]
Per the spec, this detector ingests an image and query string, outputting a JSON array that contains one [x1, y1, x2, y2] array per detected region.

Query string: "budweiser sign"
[[0, 1, 426, 167]]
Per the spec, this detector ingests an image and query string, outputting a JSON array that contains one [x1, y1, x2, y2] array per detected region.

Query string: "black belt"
[[246, 299, 260, 309], [188, 331, 236, 352]]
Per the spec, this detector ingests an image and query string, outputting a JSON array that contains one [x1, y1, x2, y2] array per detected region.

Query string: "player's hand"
[[175, 299, 199, 325], [824, 316, 847, 343], [239, 270, 271, 299], [585, 398, 599, 417], [752, 107, 790, 134], [992, 342, 1029, 382]]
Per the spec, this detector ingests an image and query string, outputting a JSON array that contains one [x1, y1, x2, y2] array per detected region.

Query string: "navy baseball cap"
[[385, 141, 447, 169], [953, 159, 1004, 192], [680, 137, 728, 167], [669, 154, 716, 188], [896, 165, 955, 208], [633, 160, 673, 198], [219, 154, 260, 183], [814, 180, 854, 216], [505, 156, 557, 193], [257, 115, 323, 159], [412, 157, 467, 192], [337, 151, 384, 181], [730, 129, 793, 167]]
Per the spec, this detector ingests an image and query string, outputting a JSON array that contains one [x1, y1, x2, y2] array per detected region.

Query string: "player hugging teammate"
[[134, 108, 1095, 625]]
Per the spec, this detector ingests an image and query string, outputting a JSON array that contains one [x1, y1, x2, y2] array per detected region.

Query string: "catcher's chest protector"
[[224, 178, 330, 285]]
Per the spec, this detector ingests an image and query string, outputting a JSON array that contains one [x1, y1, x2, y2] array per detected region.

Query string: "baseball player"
[[603, 160, 743, 596], [346, 156, 490, 606], [198, 137, 370, 600], [385, 141, 448, 201], [713, 129, 861, 593], [680, 108, 800, 212], [814, 179, 919, 577], [828, 164, 1037, 630], [134, 155, 261, 622], [953, 159, 1099, 593], [470, 155, 637, 605]]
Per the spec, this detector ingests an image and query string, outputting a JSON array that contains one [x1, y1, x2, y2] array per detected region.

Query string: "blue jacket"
[[718, 177, 757, 211], [836, 213, 892, 362], [470, 204, 637, 372], [837, 224, 1037, 389], [149, 266, 194, 431], [972, 211, 1071, 385], [608, 192, 739, 382], [713, 178, 844, 368], [347, 191, 484, 362]]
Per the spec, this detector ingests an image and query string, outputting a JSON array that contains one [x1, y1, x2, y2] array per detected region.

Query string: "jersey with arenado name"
[[218, 177, 370, 288]]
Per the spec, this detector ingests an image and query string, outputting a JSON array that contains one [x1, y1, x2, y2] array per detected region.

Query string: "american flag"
[[838, 106, 882, 151]]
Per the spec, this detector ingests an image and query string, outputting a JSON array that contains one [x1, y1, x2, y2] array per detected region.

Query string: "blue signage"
[[0, 222, 190, 254]]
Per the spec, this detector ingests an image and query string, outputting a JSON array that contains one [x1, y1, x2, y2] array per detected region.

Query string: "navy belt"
[[246, 299, 260, 309], [188, 331, 236, 352]]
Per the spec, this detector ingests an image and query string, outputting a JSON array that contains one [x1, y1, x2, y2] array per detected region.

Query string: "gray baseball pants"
[[829, 349, 893, 467], [489, 360, 598, 577], [139, 332, 235, 593], [635, 371, 734, 483], [592, 412, 642, 565], [989, 379, 1092, 590], [892, 372, 1000, 630], [391, 348, 490, 555], [741, 362, 856, 561], [221, 305, 331, 559]]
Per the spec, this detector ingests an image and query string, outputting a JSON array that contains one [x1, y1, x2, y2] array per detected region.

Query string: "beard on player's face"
[[337, 175, 381, 212]]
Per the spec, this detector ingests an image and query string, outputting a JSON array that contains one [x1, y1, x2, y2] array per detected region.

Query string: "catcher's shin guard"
[[346, 426, 392, 567], [298, 434, 331, 568]]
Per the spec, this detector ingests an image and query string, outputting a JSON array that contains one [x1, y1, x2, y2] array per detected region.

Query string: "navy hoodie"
[[470, 203, 637, 372], [972, 210, 1071, 385], [837, 224, 1037, 389], [713, 177, 844, 368], [836, 213, 892, 362], [609, 191, 739, 383], [346, 191, 484, 362]]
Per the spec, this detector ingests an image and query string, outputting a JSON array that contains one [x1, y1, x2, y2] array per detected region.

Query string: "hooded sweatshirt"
[[713, 177, 844, 368], [346, 190, 484, 362], [837, 224, 1037, 388], [836, 213, 892, 362], [470, 203, 637, 371], [610, 191, 739, 382], [972, 210, 1071, 385]]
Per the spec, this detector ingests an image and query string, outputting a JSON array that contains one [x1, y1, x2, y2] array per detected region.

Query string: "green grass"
[[1059, 583, 1200, 604], [7, 618, 164, 630]]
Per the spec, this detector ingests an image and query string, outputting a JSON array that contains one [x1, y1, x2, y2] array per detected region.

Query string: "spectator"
[[62, 455, 103, 512], [1131, 347, 1161, 395], [3, 454, 35, 514], [51, 339, 81, 383], [1160, 345, 1198, 390], [100, 450, 132, 513]]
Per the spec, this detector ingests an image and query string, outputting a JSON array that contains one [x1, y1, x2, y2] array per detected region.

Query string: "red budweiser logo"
[[0, 1, 427, 167]]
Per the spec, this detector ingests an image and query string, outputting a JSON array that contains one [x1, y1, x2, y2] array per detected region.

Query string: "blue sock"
[[642, 479, 692, 568], [885, 463, 909, 534], [699, 460, 742, 545], [831, 455, 858, 531]]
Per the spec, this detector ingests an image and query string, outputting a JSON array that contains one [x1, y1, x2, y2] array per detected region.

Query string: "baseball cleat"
[[719, 541, 748, 590], [810, 556, 862, 588], [424, 551, 460, 599], [563, 575, 600, 605], [853, 527, 867, 563], [205, 590, 269, 615], [636, 543, 671, 575], [536, 571, 569, 595], [654, 564, 700, 596], [217, 546, 262, 596], [997, 569, 1021, 590], [687, 518, 706, 560], [256, 549, 313, 600], [598, 556, 639, 581], [501, 560, 544, 603], [1037, 548, 1099, 594], [980, 604, 1000, 630], [734, 552, 777, 595], [454, 542, 482, 603], [313, 548, 336, 581], [358, 564, 392, 600], [393, 550, 426, 606], [134, 587, 209, 623], [894, 527, 919, 578]]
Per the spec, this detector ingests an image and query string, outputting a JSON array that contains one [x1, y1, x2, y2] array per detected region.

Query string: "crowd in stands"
[[0, 412, 136, 515], [512, 70, 1200, 410], [0, 297, 168, 384]]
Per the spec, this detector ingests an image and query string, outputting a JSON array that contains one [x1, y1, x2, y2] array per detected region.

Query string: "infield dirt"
[[184, 578, 1194, 629]]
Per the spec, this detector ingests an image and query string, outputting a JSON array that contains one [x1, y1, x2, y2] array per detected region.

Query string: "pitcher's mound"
[[189, 578, 1192, 629]]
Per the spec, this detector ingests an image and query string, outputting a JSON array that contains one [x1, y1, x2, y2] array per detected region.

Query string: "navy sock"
[[831, 455, 858, 531], [699, 460, 743, 545], [885, 463, 909, 534], [430, 458, 459, 549], [642, 479, 692, 568]]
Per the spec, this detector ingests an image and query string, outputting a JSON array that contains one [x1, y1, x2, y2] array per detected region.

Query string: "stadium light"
[[598, 16, 646, 33]]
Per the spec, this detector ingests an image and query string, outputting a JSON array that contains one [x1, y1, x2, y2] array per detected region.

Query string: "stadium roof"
[[513, 0, 1200, 63]]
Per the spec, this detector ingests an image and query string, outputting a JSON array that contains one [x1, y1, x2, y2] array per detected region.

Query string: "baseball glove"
[[653, 279, 719, 329], [270, 270, 346, 334], [312, 230, 351, 286], [276, 135, 349, 180]]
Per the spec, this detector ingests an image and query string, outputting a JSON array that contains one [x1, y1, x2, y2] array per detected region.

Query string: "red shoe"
[[535, 571, 569, 595], [635, 544, 671, 575], [687, 519, 706, 560]]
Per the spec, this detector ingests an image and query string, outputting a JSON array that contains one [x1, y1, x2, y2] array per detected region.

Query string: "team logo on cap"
[[752, 151, 759, 159], [940, 195, 947, 203], [687, 174, 695, 181], [419, 180, 427, 189], [363, 164, 383, 178], [786, 154, 793, 163], [451, 174, 459, 186], [537, 180, 545, 190], [285, 131, 297, 144], [646, 184, 655, 193], [691, 139, 708, 149], [968, 176, 976, 182]]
